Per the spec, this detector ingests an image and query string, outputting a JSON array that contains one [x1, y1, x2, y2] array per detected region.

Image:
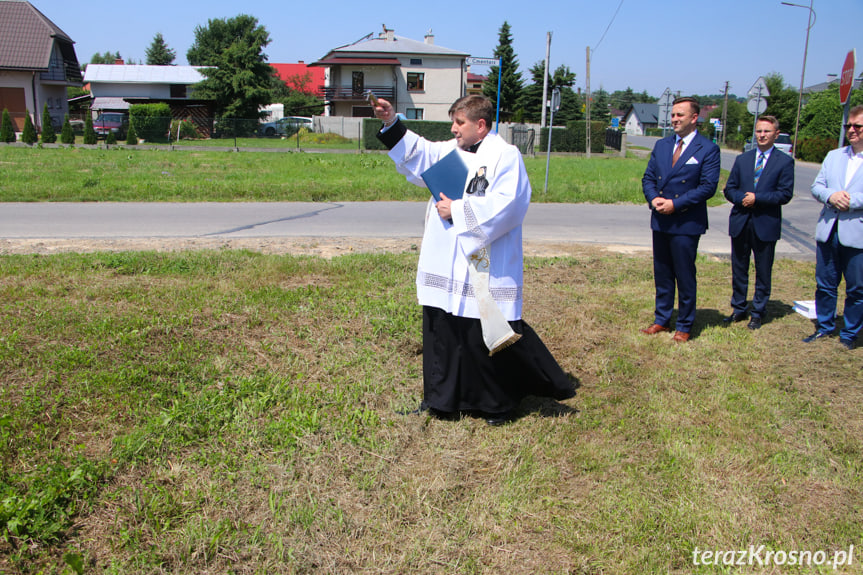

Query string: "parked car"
[[93, 112, 128, 139], [259, 116, 314, 137], [743, 132, 793, 156]]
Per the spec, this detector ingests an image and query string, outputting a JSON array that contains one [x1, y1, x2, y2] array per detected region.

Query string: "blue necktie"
[[754, 152, 765, 188]]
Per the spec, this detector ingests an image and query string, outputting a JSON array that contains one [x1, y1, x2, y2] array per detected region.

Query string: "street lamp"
[[782, 0, 815, 158]]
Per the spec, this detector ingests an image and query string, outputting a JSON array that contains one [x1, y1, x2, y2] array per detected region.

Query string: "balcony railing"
[[320, 85, 395, 101]]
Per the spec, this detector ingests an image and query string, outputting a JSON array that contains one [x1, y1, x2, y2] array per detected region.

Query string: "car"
[[93, 112, 128, 139], [259, 116, 314, 137], [743, 132, 794, 156]]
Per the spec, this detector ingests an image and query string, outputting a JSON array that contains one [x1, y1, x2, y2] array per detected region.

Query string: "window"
[[407, 72, 425, 91], [170, 84, 187, 99], [406, 108, 424, 120], [352, 71, 365, 95], [410, 58, 423, 66]]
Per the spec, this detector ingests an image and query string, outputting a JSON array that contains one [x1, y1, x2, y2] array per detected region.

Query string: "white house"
[[0, 0, 83, 131], [311, 26, 468, 122], [622, 103, 659, 136]]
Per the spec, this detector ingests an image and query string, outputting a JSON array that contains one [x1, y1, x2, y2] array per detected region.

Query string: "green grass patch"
[[1, 248, 861, 573], [0, 146, 726, 205]]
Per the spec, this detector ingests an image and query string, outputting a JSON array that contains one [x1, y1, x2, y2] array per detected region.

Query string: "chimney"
[[115, 58, 124, 65], [380, 24, 394, 42], [424, 29, 434, 45]]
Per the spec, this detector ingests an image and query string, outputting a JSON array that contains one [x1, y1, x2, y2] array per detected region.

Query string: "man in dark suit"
[[722, 115, 795, 330], [641, 96, 721, 342]]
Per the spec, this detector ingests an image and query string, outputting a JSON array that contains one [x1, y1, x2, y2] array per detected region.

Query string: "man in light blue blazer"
[[805, 105, 863, 350], [641, 97, 721, 342]]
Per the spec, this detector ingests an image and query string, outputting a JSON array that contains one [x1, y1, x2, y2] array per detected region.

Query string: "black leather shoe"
[[722, 312, 748, 324], [802, 331, 832, 343], [397, 401, 429, 416], [747, 317, 762, 330], [840, 338, 856, 350], [485, 411, 515, 426]]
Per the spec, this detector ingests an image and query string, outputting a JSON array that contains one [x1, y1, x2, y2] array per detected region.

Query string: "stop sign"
[[840, 50, 856, 105]]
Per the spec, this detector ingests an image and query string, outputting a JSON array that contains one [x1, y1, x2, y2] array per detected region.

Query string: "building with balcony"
[[311, 26, 468, 122], [0, 0, 83, 131]]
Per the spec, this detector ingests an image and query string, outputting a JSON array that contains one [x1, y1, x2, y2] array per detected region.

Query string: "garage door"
[[0, 87, 27, 131]]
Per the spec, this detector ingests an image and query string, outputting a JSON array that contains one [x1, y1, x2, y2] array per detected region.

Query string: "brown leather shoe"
[[672, 331, 690, 342], [640, 324, 671, 335]]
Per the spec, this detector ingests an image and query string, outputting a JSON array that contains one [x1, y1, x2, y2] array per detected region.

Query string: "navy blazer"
[[724, 147, 794, 242], [642, 131, 721, 235]]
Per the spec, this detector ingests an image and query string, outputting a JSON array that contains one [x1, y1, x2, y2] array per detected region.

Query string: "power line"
[[594, 0, 625, 52]]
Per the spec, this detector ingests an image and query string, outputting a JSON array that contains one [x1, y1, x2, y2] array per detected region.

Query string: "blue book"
[[421, 149, 469, 202]]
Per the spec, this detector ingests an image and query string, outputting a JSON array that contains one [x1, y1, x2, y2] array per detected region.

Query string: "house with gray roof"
[[0, 0, 83, 131], [83, 64, 214, 135], [622, 103, 660, 136], [311, 25, 468, 121]]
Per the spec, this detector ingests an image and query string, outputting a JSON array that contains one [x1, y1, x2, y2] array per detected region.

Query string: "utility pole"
[[721, 81, 729, 145], [541, 32, 551, 128], [585, 46, 591, 159]]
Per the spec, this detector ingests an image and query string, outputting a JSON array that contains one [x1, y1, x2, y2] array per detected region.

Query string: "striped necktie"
[[672, 138, 684, 167], [754, 152, 765, 188]]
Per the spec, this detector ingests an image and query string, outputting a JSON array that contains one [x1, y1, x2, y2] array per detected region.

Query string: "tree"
[[41, 104, 56, 143], [126, 123, 138, 145], [83, 115, 97, 144], [90, 51, 121, 64], [704, 99, 749, 147], [146, 33, 176, 65], [270, 72, 324, 116], [589, 88, 612, 124], [21, 113, 37, 144], [60, 114, 74, 144], [1, 109, 15, 142], [518, 61, 580, 124], [798, 83, 863, 140], [187, 14, 273, 125], [762, 72, 799, 135], [482, 21, 523, 122]]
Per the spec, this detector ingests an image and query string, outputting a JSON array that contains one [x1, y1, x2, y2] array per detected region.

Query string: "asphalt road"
[[0, 139, 824, 261]]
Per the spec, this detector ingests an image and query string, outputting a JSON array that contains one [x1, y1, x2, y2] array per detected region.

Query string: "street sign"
[[466, 57, 498, 66], [748, 77, 770, 99], [658, 88, 673, 129], [840, 49, 856, 105], [747, 97, 768, 115]]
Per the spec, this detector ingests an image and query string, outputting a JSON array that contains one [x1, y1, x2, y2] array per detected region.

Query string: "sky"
[[32, 0, 863, 101]]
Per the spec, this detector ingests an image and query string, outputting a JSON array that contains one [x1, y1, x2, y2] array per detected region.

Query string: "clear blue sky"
[[34, 0, 863, 100]]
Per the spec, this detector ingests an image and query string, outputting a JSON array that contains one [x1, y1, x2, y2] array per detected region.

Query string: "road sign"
[[840, 49, 856, 105], [658, 88, 673, 129], [466, 57, 498, 66], [747, 97, 767, 115], [748, 77, 770, 99]]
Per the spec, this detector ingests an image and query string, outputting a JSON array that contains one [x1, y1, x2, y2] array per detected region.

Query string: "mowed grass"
[[0, 146, 727, 205], [1, 248, 861, 574]]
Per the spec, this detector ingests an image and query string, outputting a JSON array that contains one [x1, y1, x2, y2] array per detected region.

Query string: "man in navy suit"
[[804, 104, 863, 350], [722, 115, 794, 330], [641, 97, 720, 342]]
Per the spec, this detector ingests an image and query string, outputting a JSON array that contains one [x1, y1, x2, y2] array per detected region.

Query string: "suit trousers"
[[730, 218, 777, 318], [652, 231, 700, 332], [815, 225, 863, 341]]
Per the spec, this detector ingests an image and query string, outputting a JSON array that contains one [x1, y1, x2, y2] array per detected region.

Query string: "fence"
[[604, 128, 627, 157]]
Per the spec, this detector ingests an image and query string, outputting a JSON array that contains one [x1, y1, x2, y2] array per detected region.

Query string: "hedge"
[[539, 121, 606, 153], [130, 103, 172, 142]]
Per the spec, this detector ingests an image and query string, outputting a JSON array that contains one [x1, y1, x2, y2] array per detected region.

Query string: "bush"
[[796, 136, 835, 164], [105, 130, 117, 144], [362, 118, 453, 150], [125, 123, 138, 145], [169, 118, 198, 141], [83, 115, 97, 145], [539, 121, 606, 153], [60, 114, 75, 144], [41, 104, 56, 144], [129, 103, 171, 142], [21, 113, 37, 144], [1, 109, 15, 143]]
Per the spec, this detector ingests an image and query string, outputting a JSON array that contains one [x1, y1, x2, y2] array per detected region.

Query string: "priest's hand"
[[436, 193, 453, 220], [373, 98, 396, 126]]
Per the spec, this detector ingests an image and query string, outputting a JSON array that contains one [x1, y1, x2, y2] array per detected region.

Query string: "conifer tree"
[[482, 21, 524, 122], [1, 109, 15, 143], [21, 113, 37, 144], [125, 123, 138, 145], [61, 114, 75, 144], [106, 130, 117, 144], [41, 104, 56, 143], [83, 115, 97, 144], [146, 33, 177, 65]]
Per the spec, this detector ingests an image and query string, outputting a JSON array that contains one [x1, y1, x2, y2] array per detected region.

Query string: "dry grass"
[[1, 247, 861, 574]]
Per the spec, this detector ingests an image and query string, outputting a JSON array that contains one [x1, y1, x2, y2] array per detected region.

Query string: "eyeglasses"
[[844, 123, 863, 131]]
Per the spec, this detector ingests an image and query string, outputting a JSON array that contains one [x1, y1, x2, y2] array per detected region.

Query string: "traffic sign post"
[[658, 88, 673, 137], [748, 76, 770, 148], [466, 56, 503, 132], [838, 49, 856, 148]]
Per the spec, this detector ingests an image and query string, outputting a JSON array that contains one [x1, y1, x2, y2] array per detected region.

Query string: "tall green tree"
[[21, 113, 37, 144], [41, 104, 56, 143], [60, 114, 74, 144], [145, 33, 177, 65], [187, 15, 273, 124], [762, 72, 799, 134], [589, 88, 612, 124], [798, 83, 863, 140], [0, 109, 15, 142], [518, 61, 580, 124], [482, 21, 523, 122]]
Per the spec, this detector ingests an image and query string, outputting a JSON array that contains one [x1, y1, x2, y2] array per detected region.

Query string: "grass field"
[[0, 247, 860, 574], [0, 146, 728, 206]]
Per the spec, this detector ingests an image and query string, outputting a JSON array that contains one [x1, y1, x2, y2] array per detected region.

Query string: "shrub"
[[83, 115, 97, 144], [796, 136, 835, 164], [539, 121, 606, 153], [1, 109, 15, 143], [125, 123, 138, 145], [129, 103, 171, 142], [41, 104, 56, 143], [105, 130, 117, 144], [363, 118, 453, 150], [21, 113, 37, 144], [60, 114, 75, 144], [169, 118, 198, 141]]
